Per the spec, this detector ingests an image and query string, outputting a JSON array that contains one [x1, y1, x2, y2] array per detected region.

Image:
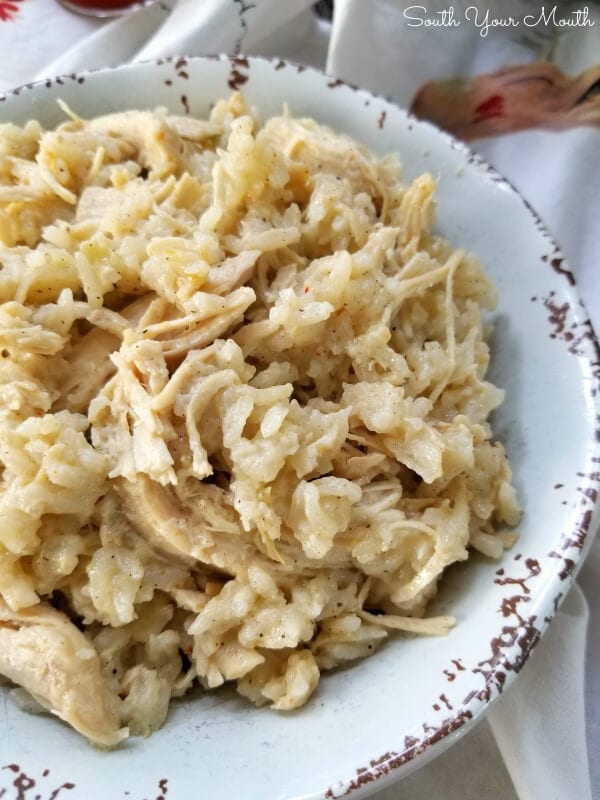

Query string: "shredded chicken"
[[0, 599, 127, 746], [0, 93, 520, 745]]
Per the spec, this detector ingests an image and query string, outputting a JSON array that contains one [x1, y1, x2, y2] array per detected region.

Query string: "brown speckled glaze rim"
[[0, 55, 599, 800]]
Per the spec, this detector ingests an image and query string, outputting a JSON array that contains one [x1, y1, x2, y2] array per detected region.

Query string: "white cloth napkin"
[[0, 2, 598, 798]]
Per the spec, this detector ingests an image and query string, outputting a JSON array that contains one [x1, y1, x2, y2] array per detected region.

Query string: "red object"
[[0, 0, 23, 22], [64, 0, 139, 6], [58, 0, 153, 16]]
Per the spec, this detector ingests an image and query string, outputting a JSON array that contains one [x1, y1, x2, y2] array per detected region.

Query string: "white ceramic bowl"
[[0, 56, 598, 800]]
